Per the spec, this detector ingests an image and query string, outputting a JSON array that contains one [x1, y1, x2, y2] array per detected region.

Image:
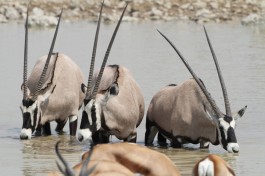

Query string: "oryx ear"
[[109, 83, 119, 96], [38, 85, 56, 103], [81, 83, 87, 94], [233, 105, 247, 120]]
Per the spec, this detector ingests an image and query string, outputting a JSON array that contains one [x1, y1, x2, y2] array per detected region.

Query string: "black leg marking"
[[158, 132, 167, 147], [55, 119, 67, 134], [42, 122, 51, 136], [171, 137, 182, 148], [145, 117, 158, 146], [200, 141, 210, 149], [35, 125, 42, 136], [69, 119, 78, 136]]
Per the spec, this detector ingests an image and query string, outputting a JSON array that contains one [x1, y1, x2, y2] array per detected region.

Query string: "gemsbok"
[[77, 1, 145, 143], [20, 7, 85, 139], [145, 26, 247, 153], [193, 154, 235, 176], [51, 142, 180, 176]]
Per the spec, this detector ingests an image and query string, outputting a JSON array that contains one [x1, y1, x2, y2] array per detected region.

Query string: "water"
[[0, 20, 265, 175]]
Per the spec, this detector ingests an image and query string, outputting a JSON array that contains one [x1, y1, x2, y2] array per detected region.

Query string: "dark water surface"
[[0, 20, 265, 175]]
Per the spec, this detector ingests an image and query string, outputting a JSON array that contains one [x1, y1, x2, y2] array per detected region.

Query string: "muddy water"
[[0, 20, 264, 175]]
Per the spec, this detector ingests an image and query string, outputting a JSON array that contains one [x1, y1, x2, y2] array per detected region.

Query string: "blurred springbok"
[[77, 1, 144, 143], [20, 7, 85, 139], [145, 26, 247, 153], [193, 154, 235, 176], [51, 142, 180, 176]]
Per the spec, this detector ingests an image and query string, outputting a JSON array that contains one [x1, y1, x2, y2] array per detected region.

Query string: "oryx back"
[[147, 79, 217, 144], [27, 53, 85, 124], [94, 65, 145, 140]]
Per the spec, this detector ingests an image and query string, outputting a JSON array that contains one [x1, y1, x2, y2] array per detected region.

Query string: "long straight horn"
[[33, 9, 63, 100], [91, 3, 128, 99], [23, 5, 29, 100], [157, 29, 223, 118], [203, 25, 232, 117], [86, 1, 105, 98]]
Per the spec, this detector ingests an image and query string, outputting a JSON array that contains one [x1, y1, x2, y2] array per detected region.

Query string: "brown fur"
[[79, 143, 180, 176], [192, 154, 235, 176]]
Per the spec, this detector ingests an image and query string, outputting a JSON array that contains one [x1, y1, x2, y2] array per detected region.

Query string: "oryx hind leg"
[[171, 137, 182, 148], [199, 140, 210, 149], [69, 115, 78, 136], [42, 122, 51, 136], [157, 132, 167, 147], [55, 119, 67, 134], [145, 117, 158, 146]]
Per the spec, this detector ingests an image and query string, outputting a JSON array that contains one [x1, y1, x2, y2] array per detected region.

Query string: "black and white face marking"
[[20, 99, 40, 139], [77, 99, 101, 142], [218, 115, 239, 153]]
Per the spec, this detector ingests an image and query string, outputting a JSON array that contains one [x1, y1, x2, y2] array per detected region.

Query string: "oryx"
[[145, 26, 247, 153], [20, 7, 85, 139], [77, 1, 145, 143]]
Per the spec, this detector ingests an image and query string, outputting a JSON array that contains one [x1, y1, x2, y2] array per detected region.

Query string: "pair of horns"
[[23, 4, 63, 101], [158, 26, 232, 118], [85, 1, 128, 100], [55, 141, 96, 176]]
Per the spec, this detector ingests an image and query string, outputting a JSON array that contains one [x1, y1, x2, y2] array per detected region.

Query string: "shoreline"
[[1, 0, 265, 27]]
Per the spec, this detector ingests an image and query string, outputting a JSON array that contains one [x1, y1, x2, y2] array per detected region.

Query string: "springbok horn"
[[86, 0, 105, 98], [55, 141, 75, 176], [23, 4, 29, 100], [33, 8, 63, 100], [157, 29, 223, 118], [79, 146, 97, 176], [203, 25, 232, 117], [91, 2, 128, 100]]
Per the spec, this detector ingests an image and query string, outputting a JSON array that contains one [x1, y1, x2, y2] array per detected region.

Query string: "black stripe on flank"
[[153, 121, 220, 146], [38, 52, 59, 94], [108, 64, 120, 85], [167, 84, 177, 86]]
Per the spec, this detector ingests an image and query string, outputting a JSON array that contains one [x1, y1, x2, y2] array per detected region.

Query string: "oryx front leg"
[[145, 118, 158, 146], [69, 115, 78, 136], [55, 119, 67, 134], [42, 122, 51, 136]]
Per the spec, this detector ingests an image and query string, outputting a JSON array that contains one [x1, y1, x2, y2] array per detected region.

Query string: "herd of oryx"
[[19, 1, 247, 176]]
